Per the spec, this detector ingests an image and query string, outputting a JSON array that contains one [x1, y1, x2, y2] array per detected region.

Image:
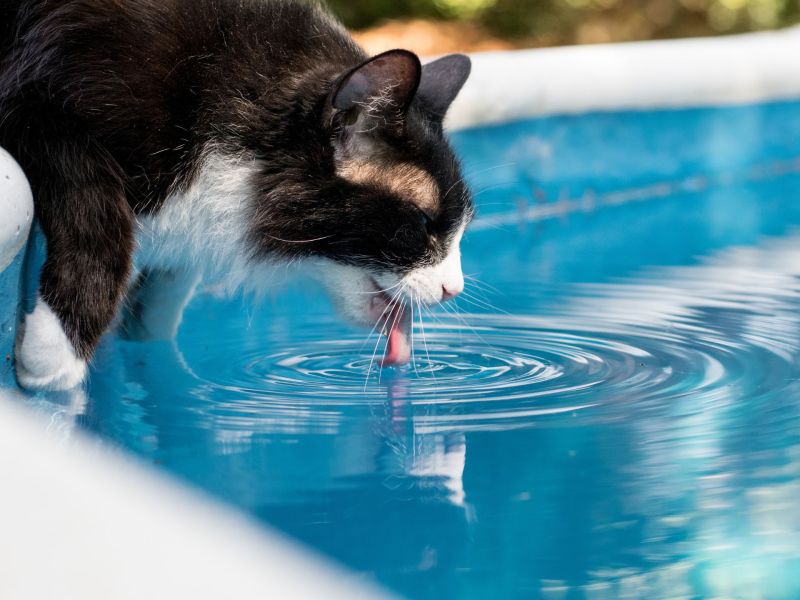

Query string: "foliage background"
[[326, 0, 800, 49]]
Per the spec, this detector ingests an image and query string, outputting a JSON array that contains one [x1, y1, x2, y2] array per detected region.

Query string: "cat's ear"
[[417, 54, 471, 120], [332, 49, 421, 116]]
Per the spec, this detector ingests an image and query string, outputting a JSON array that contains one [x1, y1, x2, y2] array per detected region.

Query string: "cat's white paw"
[[15, 298, 87, 391]]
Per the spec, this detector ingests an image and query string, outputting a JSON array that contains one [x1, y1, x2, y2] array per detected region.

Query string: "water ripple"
[[178, 302, 794, 432]]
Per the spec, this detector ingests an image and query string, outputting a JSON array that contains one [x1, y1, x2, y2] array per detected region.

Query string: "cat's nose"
[[442, 283, 462, 301]]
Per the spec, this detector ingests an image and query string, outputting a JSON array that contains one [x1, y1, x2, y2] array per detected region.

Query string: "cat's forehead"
[[338, 158, 440, 213], [334, 120, 467, 218]]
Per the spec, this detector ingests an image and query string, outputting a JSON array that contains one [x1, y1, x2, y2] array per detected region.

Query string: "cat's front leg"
[[15, 297, 89, 391], [119, 267, 201, 341], [15, 145, 134, 391]]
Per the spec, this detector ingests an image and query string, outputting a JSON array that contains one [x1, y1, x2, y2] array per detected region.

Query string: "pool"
[[18, 98, 800, 598]]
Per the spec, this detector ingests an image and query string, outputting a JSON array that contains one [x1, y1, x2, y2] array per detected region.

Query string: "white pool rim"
[[0, 147, 33, 272], [446, 25, 800, 130]]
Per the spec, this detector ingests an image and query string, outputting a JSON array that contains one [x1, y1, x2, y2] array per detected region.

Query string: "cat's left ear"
[[417, 54, 472, 120], [332, 49, 422, 116]]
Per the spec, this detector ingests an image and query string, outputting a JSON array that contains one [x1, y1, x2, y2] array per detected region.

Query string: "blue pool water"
[[20, 100, 800, 598]]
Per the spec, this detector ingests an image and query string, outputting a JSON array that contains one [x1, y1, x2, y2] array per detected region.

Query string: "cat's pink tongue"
[[381, 305, 411, 367]]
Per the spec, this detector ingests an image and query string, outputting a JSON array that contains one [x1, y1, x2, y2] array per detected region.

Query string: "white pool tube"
[[0, 147, 33, 271], [0, 392, 393, 600], [447, 26, 800, 130]]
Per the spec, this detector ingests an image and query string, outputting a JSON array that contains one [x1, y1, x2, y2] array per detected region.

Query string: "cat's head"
[[253, 50, 473, 364]]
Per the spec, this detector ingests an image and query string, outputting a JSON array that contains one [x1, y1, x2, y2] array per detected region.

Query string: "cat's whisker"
[[365, 329, 385, 391], [354, 279, 406, 295], [428, 302, 469, 345], [408, 289, 421, 379], [437, 298, 499, 353], [363, 286, 405, 390], [425, 300, 464, 347], [467, 219, 512, 233], [456, 294, 506, 317], [463, 161, 518, 180], [371, 285, 407, 386], [358, 285, 404, 352], [262, 234, 334, 244], [377, 293, 406, 388], [365, 329, 385, 390], [361, 287, 402, 370], [463, 275, 504, 297], [458, 290, 512, 316], [416, 292, 437, 387], [439, 163, 515, 205], [460, 283, 499, 304], [462, 284, 502, 304], [471, 181, 515, 198], [365, 322, 391, 390]]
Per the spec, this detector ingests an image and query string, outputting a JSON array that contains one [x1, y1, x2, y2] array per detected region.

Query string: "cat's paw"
[[15, 298, 87, 391]]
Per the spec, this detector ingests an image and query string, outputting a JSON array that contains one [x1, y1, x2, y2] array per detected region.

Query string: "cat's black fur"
[[0, 0, 473, 388]]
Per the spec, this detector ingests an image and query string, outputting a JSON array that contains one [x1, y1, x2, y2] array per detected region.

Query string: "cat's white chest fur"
[[134, 151, 303, 304], [135, 153, 266, 289]]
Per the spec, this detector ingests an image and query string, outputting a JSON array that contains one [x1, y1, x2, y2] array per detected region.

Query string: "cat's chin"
[[310, 261, 412, 365], [365, 277, 412, 366]]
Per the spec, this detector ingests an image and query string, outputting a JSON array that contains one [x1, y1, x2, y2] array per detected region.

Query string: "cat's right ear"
[[331, 49, 422, 123], [417, 54, 471, 120]]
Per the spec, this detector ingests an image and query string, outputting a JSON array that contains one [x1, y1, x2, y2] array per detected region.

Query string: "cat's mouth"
[[368, 278, 412, 367]]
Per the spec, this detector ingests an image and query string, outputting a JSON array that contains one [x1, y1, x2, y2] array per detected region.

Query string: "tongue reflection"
[[381, 303, 412, 367]]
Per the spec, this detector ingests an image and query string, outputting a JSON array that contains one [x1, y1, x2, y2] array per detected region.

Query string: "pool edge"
[[446, 26, 800, 131], [0, 393, 395, 599]]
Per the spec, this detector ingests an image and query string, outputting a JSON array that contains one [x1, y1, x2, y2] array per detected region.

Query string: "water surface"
[[24, 102, 800, 599]]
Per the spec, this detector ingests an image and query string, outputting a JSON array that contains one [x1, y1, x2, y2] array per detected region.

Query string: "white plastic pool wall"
[[3, 27, 800, 599]]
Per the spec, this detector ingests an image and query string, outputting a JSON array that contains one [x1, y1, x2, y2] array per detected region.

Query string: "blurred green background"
[[327, 0, 800, 49]]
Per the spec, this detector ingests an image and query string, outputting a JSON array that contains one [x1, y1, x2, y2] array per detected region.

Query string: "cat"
[[0, 0, 473, 391]]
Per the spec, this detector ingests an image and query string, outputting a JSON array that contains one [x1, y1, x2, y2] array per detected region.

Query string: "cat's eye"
[[417, 209, 436, 237]]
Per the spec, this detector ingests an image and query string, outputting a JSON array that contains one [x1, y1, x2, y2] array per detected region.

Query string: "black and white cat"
[[0, 0, 473, 391]]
